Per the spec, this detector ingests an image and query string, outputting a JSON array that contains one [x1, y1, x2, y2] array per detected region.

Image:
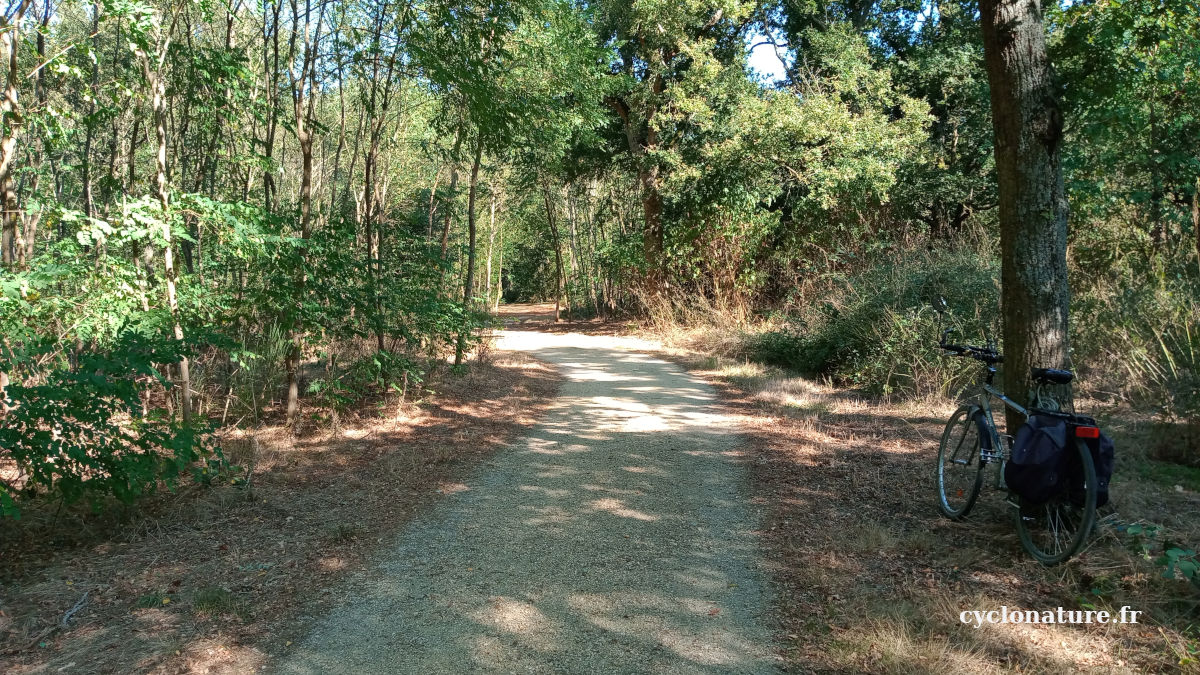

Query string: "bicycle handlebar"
[[939, 328, 1003, 363]]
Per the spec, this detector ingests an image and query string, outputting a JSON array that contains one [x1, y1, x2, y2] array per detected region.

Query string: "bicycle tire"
[[936, 405, 986, 519], [1013, 438, 1098, 565]]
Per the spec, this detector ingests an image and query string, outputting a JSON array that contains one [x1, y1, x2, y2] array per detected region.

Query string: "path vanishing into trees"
[[277, 306, 779, 673]]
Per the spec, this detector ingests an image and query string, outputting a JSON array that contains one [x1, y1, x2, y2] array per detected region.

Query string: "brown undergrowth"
[[662, 339, 1200, 673], [0, 349, 562, 674]]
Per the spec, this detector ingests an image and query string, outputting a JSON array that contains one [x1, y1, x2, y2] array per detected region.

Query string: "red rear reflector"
[[1075, 426, 1100, 439]]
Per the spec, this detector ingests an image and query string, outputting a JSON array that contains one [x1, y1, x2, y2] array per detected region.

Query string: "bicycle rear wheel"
[[937, 405, 986, 519], [1013, 439, 1098, 565]]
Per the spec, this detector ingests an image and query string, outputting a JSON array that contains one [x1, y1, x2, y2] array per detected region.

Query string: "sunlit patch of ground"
[[660, 329, 1198, 673]]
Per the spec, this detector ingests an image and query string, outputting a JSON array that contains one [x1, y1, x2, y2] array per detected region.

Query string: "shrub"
[[748, 248, 1000, 398], [1072, 254, 1200, 464], [0, 328, 222, 518]]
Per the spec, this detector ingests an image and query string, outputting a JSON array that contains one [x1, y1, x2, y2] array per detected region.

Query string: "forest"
[[0, 0, 1198, 670], [2, 0, 1195, 514]]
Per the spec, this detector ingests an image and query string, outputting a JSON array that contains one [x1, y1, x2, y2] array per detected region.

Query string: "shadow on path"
[[278, 330, 778, 674]]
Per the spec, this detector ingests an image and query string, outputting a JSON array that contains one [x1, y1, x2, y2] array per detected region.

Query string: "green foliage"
[[747, 249, 999, 398], [1121, 523, 1200, 589], [0, 327, 220, 518], [3, 0, 1198, 523], [1160, 547, 1199, 583], [1055, 0, 1200, 250], [346, 350, 423, 396], [191, 587, 245, 617]]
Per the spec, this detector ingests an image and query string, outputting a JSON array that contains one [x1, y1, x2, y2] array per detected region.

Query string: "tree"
[[454, 141, 483, 363], [285, 0, 326, 422], [595, 0, 752, 293], [1055, 0, 1200, 263], [979, 0, 1071, 421], [133, 0, 195, 426], [0, 0, 33, 269]]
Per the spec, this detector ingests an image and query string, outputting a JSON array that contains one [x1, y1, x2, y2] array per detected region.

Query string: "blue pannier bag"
[[1005, 415, 1069, 505]]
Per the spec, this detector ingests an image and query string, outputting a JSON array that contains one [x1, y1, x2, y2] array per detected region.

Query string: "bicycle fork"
[[971, 405, 1010, 492]]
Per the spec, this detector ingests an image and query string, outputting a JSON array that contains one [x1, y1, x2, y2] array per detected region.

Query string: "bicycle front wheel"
[[937, 405, 986, 519], [1014, 439, 1098, 565]]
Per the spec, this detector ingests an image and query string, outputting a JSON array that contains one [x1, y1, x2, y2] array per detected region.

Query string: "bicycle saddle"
[[1031, 367, 1073, 385]]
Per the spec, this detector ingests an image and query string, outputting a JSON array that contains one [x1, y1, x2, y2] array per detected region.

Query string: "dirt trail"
[[276, 324, 779, 673]]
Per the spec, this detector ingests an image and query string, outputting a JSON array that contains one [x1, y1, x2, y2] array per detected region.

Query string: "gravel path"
[[277, 330, 778, 674]]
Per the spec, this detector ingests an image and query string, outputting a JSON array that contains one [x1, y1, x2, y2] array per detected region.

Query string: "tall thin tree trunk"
[[980, 0, 1071, 429], [582, 180, 601, 317], [485, 188, 495, 309], [542, 181, 566, 323], [126, 116, 140, 192], [286, 0, 324, 422], [454, 143, 483, 366], [1192, 177, 1199, 266], [359, 4, 402, 354], [0, 0, 32, 269], [82, 2, 100, 219], [494, 208, 503, 311], [1148, 102, 1165, 250], [261, 0, 283, 214], [139, 15, 191, 426], [563, 185, 580, 312], [427, 167, 441, 242], [440, 126, 463, 258]]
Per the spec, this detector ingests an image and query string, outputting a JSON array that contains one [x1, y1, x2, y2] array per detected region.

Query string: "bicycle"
[[934, 326, 1100, 565]]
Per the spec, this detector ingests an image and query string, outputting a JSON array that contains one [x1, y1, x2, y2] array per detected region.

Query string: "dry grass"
[[0, 350, 563, 674], [660, 326, 1200, 673]]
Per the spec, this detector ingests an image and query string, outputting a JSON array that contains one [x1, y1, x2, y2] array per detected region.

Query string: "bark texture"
[[980, 0, 1071, 424]]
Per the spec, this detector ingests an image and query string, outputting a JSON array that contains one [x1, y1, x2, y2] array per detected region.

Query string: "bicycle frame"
[[963, 364, 1051, 489]]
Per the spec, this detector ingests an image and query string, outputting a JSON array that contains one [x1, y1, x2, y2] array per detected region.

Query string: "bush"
[[307, 349, 426, 414], [0, 328, 222, 518], [1072, 253, 1200, 464], [747, 248, 1000, 398], [745, 236, 1199, 420]]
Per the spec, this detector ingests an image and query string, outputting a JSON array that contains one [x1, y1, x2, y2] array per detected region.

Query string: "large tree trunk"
[[454, 143, 483, 366], [639, 166, 665, 287], [610, 96, 666, 295], [18, 0, 50, 267], [980, 0, 1071, 428]]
